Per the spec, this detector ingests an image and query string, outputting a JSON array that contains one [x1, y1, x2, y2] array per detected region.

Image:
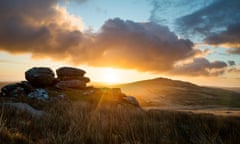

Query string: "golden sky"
[[0, 0, 239, 87]]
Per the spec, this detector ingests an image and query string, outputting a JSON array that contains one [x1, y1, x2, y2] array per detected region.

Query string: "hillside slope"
[[117, 78, 240, 107]]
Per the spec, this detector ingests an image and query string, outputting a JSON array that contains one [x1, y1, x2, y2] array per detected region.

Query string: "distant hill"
[[220, 87, 240, 93], [117, 78, 240, 107]]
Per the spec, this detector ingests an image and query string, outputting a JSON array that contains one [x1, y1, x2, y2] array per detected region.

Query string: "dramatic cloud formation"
[[205, 23, 240, 54], [176, 0, 240, 37], [172, 58, 227, 76], [0, 0, 84, 56], [0, 0, 229, 77], [89, 18, 201, 72]]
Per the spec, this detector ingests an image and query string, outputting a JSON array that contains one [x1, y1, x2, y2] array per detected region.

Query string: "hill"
[[117, 78, 240, 108]]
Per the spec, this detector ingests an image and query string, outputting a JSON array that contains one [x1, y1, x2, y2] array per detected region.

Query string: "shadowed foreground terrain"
[[1, 73, 240, 143], [1, 100, 240, 144]]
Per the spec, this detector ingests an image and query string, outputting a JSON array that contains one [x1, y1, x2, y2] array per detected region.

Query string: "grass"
[[0, 100, 240, 144], [1, 81, 240, 143]]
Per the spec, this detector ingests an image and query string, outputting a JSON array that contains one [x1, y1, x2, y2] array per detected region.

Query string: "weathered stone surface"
[[18, 81, 35, 93], [1, 83, 19, 95], [55, 80, 86, 89], [123, 96, 140, 107], [1, 83, 26, 97], [56, 67, 86, 78], [28, 89, 49, 100], [25, 67, 55, 87], [58, 76, 90, 82]]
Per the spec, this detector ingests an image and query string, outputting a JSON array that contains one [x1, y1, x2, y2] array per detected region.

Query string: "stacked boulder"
[[25, 67, 55, 87], [0, 67, 56, 100], [55, 67, 90, 90]]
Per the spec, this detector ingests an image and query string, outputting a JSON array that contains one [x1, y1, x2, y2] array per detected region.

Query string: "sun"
[[102, 68, 121, 84]]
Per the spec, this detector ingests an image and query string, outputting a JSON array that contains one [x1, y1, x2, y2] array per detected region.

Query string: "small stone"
[[123, 96, 140, 107]]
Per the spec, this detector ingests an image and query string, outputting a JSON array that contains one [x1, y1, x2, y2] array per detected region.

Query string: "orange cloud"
[[0, 0, 228, 77]]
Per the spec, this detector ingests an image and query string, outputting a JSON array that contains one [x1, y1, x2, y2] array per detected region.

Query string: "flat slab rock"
[[55, 80, 87, 89], [58, 76, 90, 82], [56, 67, 86, 77]]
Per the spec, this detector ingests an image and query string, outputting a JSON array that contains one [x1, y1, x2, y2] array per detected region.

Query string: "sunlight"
[[102, 68, 121, 84], [82, 66, 160, 85]]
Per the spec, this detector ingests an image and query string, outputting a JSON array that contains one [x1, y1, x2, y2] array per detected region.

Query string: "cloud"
[[228, 61, 236, 66], [87, 18, 200, 72], [60, 0, 88, 4], [172, 58, 227, 76], [149, 0, 214, 28], [0, 0, 84, 56], [204, 23, 240, 54], [176, 0, 240, 37], [0, 0, 225, 77]]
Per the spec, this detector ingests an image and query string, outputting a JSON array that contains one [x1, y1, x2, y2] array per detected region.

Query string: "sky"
[[0, 0, 239, 87]]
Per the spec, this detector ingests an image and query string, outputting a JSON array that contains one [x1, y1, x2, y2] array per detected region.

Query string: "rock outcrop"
[[25, 67, 55, 87], [0, 66, 140, 110]]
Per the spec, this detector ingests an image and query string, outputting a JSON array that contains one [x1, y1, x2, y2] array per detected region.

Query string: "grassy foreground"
[[0, 100, 240, 144]]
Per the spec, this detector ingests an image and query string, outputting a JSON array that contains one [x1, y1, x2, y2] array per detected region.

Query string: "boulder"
[[56, 67, 86, 78], [25, 67, 55, 87], [1, 83, 26, 97], [1, 83, 19, 95], [28, 89, 49, 100], [55, 80, 86, 89], [18, 81, 35, 93], [58, 76, 90, 82], [1, 103, 46, 117], [123, 96, 140, 107]]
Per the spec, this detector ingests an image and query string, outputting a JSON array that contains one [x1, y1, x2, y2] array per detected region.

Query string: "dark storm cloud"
[[0, 0, 85, 58], [204, 23, 240, 54], [0, 0, 223, 76], [88, 18, 200, 72], [172, 58, 227, 76], [228, 61, 236, 66], [176, 0, 240, 37]]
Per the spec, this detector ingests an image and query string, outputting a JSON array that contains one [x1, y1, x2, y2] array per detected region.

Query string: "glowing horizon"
[[0, 0, 239, 88]]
